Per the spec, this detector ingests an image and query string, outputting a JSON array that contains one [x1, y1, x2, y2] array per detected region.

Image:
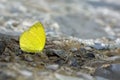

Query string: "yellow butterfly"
[[19, 21, 46, 53]]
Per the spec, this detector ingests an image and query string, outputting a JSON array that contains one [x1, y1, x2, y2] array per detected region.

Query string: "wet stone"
[[92, 43, 107, 50], [94, 64, 120, 80], [68, 57, 78, 67], [23, 54, 34, 62], [55, 59, 65, 66], [85, 52, 95, 59], [45, 64, 59, 70], [70, 48, 78, 52], [79, 48, 86, 54], [46, 49, 68, 60], [84, 47, 92, 51]]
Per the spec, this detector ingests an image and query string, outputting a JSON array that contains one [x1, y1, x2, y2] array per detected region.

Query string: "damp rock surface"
[[0, 0, 120, 80], [0, 34, 120, 80]]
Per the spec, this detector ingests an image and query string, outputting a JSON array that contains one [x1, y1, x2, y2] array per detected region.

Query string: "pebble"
[[45, 64, 59, 70], [70, 48, 78, 52], [68, 57, 78, 67], [48, 49, 67, 60], [19, 70, 32, 77], [85, 52, 95, 59], [94, 64, 120, 80], [92, 42, 107, 50], [24, 54, 34, 62], [84, 47, 92, 51]]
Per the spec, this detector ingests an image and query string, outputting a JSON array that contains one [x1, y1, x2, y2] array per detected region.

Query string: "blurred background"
[[0, 0, 120, 39]]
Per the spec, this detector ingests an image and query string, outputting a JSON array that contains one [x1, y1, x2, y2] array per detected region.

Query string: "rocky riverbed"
[[0, 0, 120, 80]]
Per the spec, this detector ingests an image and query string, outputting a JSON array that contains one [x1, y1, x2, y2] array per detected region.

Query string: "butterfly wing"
[[20, 22, 46, 53]]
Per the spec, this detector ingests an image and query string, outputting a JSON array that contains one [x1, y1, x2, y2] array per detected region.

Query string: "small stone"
[[85, 47, 92, 51], [94, 64, 120, 80], [46, 64, 59, 70], [68, 57, 78, 67], [47, 49, 67, 60], [92, 43, 106, 50], [85, 53, 95, 59], [70, 48, 78, 52], [24, 54, 33, 62], [19, 70, 32, 77], [55, 59, 65, 65]]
